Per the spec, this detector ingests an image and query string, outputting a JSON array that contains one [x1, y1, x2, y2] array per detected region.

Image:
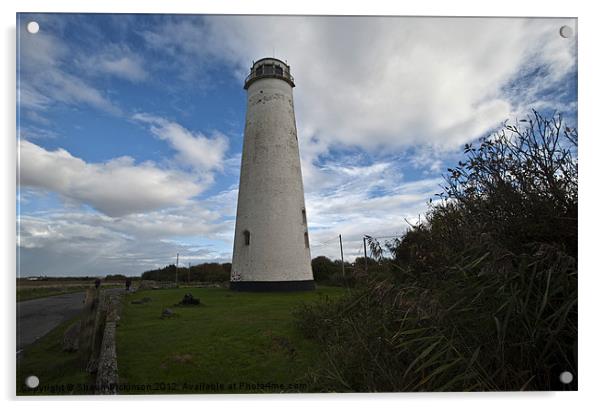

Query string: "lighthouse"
[[230, 58, 314, 291]]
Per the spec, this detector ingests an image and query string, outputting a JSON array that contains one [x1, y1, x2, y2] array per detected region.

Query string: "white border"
[[2, 1, 600, 408]]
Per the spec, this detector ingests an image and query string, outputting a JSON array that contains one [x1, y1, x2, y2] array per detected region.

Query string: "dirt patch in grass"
[[160, 353, 196, 370]]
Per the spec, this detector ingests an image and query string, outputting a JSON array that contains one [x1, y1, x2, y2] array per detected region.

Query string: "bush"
[[311, 256, 339, 282], [311, 256, 355, 286], [294, 111, 577, 391], [442, 110, 577, 258]]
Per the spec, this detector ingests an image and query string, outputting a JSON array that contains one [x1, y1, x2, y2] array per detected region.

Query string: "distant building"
[[231, 58, 314, 291]]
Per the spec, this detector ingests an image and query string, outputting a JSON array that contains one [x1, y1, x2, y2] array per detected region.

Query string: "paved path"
[[17, 292, 86, 352]]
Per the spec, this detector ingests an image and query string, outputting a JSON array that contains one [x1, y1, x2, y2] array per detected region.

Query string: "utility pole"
[[188, 262, 191, 283], [363, 236, 368, 274], [339, 234, 345, 277], [175, 253, 179, 286]]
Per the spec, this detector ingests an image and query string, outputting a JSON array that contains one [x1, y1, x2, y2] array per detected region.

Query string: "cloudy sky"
[[16, 14, 577, 276]]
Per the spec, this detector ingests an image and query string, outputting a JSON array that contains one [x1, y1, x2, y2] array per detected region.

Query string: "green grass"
[[17, 316, 94, 395], [117, 286, 344, 394], [17, 284, 121, 302]]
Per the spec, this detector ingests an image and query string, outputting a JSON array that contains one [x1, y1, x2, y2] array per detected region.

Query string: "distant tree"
[[141, 264, 177, 281], [105, 274, 127, 281], [352, 256, 381, 275], [311, 256, 339, 282], [142, 262, 230, 282]]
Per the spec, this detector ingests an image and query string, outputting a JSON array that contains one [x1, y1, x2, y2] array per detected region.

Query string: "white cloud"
[[18, 23, 121, 114], [48, 70, 121, 114], [306, 177, 442, 262], [18, 125, 58, 140], [144, 16, 574, 149], [18, 85, 53, 111], [78, 45, 148, 82], [18, 140, 205, 217], [299, 155, 442, 261], [107, 205, 227, 239], [17, 16, 149, 117], [18, 204, 233, 276], [132, 113, 229, 174]]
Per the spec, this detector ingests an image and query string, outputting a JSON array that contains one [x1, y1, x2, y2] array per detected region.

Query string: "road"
[[17, 292, 86, 352]]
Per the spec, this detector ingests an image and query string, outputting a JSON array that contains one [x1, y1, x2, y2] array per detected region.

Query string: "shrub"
[[294, 111, 577, 391], [311, 256, 356, 286], [311, 256, 339, 282]]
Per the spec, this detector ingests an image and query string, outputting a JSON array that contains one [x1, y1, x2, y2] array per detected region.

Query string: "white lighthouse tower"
[[230, 57, 314, 291]]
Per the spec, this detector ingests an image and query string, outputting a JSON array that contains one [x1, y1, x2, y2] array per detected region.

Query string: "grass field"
[[117, 286, 344, 394], [17, 316, 94, 395], [17, 281, 121, 302]]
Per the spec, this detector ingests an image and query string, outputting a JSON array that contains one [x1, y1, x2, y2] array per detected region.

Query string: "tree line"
[[141, 262, 232, 282]]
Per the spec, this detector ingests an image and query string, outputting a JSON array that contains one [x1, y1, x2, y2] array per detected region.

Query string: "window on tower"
[[304, 232, 310, 248], [302, 208, 307, 224], [275, 65, 283, 76], [244, 230, 251, 246], [255, 65, 263, 76]]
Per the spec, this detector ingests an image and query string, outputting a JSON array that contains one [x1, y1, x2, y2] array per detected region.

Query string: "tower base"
[[229, 280, 315, 292]]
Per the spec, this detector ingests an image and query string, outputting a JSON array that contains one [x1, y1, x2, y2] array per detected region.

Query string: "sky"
[[16, 14, 577, 276]]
